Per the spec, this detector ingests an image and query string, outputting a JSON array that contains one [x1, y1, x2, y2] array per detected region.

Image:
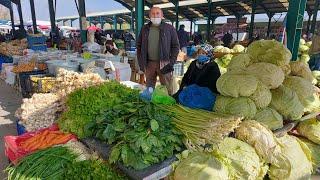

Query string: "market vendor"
[[173, 44, 221, 99], [105, 34, 119, 55]]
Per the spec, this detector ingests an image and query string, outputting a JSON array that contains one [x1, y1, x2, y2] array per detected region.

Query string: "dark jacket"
[[176, 60, 221, 95], [137, 22, 180, 72], [177, 29, 189, 48]]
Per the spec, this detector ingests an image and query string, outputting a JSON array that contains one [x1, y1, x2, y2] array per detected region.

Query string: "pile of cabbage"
[[173, 40, 320, 179], [297, 39, 312, 64], [214, 39, 320, 131], [174, 120, 317, 180], [214, 44, 246, 74]]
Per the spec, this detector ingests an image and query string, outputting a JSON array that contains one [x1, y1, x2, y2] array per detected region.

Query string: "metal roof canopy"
[[56, 0, 319, 23]]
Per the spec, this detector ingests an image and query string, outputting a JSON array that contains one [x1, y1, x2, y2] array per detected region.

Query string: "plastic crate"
[[16, 120, 26, 135], [30, 44, 47, 52], [27, 35, 46, 46], [18, 70, 47, 98]]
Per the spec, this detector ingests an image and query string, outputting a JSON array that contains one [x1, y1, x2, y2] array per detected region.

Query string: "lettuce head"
[[253, 107, 283, 130], [227, 53, 252, 72], [232, 44, 245, 53], [298, 137, 320, 172], [297, 118, 320, 145], [249, 82, 272, 109]]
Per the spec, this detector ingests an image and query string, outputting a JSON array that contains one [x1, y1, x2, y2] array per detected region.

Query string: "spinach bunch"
[[58, 81, 139, 138], [88, 101, 184, 170]]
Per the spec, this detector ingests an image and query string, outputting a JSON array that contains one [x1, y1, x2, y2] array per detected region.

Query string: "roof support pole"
[[267, 13, 274, 38], [9, 2, 15, 36], [113, 15, 117, 32], [48, 0, 56, 31], [29, 0, 38, 33], [306, 11, 312, 37], [286, 0, 307, 60], [175, 0, 179, 30], [135, 0, 145, 40], [236, 15, 241, 41], [99, 16, 104, 29], [120, 23, 122, 30], [310, 0, 320, 35], [249, 0, 257, 40], [207, 0, 212, 42], [130, 10, 134, 32], [190, 20, 193, 34], [17, 0, 24, 29], [70, 19, 74, 27], [78, 0, 87, 43]]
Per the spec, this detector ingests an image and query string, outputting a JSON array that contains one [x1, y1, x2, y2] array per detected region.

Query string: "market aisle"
[[0, 80, 22, 179]]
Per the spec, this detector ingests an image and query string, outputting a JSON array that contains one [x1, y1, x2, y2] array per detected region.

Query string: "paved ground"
[[0, 80, 22, 179]]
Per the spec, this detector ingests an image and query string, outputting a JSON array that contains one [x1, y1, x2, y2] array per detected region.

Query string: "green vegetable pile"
[[63, 159, 126, 180], [58, 81, 139, 138], [87, 101, 184, 170], [297, 39, 312, 64]]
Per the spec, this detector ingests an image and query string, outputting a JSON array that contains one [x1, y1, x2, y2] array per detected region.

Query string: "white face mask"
[[150, 18, 162, 25]]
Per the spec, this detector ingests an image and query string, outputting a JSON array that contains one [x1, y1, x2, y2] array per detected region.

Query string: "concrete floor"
[[0, 80, 22, 179]]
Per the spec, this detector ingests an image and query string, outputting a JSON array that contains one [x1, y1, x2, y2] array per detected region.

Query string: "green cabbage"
[[253, 107, 283, 130], [301, 94, 320, 113], [300, 39, 306, 45], [220, 54, 233, 67], [297, 118, 320, 145], [298, 137, 320, 172], [299, 45, 310, 53], [174, 152, 230, 180], [283, 76, 315, 103], [246, 62, 285, 89], [249, 82, 272, 109], [313, 70, 320, 80], [214, 96, 257, 119], [290, 61, 316, 83], [227, 54, 252, 72], [214, 45, 225, 53], [232, 44, 245, 53], [235, 120, 282, 164], [306, 41, 312, 48], [300, 54, 311, 63], [268, 135, 313, 180], [270, 85, 304, 120], [247, 40, 291, 67], [217, 137, 268, 180], [280, 64, 292, 75], [217, 72, 258, 98]]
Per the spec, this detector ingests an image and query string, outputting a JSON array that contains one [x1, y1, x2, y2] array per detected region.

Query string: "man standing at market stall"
[[136, 7, 180, 95]]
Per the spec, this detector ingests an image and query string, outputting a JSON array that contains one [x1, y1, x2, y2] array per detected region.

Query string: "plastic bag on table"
[[4, 124, 76, 164], [179, 84, 216, 111], [151, 85, 176, 105]]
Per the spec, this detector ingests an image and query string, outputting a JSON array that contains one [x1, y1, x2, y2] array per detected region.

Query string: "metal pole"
[[190, 20, 193, 34], [48, 0, 56, 31], [310, 0, 320, 35], [78, 0, 87, 43], [29, 0, 37, 33], [175, 0, 179, 30], [9, 2, 15, 36], [130, 10, 134, 32], [207, 0, 212, 42], [135, 0, 144, 40], [17, 1, 24, 29], [306, 12, 312, 36], [70, 19, 73, 27], [236, 15, 240, 41], [286, 0, 307, 60], [120, 23, 122, 30], [267, 13, 274, 38], [249, 0, 257, 40], [113, 15, 117, 32]]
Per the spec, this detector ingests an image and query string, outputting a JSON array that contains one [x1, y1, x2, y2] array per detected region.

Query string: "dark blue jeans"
[[309, 53, 320, 71]]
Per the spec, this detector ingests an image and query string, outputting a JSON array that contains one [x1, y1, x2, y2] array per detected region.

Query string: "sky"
[[13, 0, 124, 21]]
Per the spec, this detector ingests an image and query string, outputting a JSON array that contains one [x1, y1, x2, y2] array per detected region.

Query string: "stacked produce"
[[89, 101, 184, 170], [297, 39, 312, 64], [6, 143, 125, 180], [15, 93, 63, 132], [213, 44, 246, 74], [313, 71, 320, 87], [58, 81, 140, 138], [214, 39, 320, 130], [12, 61, 47, 73], [159, 105, 242, 151], [52, 68, 105, 97], [0, 39, 28, 56]]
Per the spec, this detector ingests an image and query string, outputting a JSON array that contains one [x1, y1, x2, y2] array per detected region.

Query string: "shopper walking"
[[136, 7, 180, 95], [177, 25, 189, 54]]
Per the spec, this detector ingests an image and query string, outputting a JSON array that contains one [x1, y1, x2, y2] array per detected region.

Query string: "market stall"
[[1, 39, 320, 179]]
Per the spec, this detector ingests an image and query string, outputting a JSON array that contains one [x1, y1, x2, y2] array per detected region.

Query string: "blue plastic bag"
[[179, 84, 216, 111], [139, 87, 153, 102]]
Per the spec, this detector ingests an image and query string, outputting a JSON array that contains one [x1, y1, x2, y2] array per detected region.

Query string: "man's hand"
[[160, 63, 174, 74]]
